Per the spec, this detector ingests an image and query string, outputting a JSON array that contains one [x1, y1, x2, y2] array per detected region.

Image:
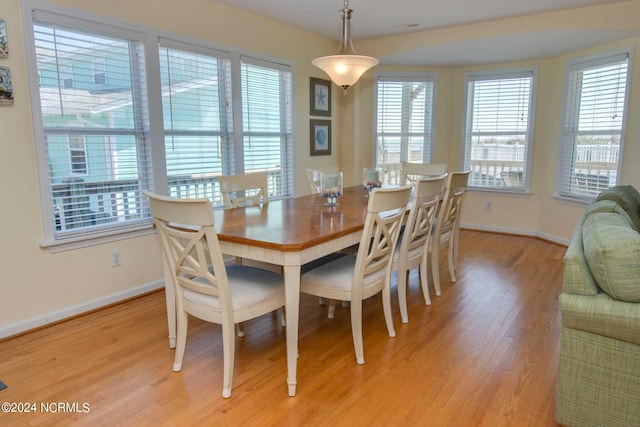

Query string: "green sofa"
[[557, 185, 640, 427]]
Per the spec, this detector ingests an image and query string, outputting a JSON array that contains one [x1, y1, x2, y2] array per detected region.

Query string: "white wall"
[[2, 0, 640, 337]]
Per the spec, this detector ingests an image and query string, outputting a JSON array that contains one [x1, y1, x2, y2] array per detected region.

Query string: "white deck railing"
[[52, 169, 282, 231]]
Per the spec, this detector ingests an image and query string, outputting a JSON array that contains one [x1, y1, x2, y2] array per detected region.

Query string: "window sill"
[[467, 187, 532, 198], [41, 222, 156, 253], [552, 194, 591, 208]]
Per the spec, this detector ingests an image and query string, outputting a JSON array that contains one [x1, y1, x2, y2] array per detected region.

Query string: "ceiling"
[[215, 0, 639, 66]]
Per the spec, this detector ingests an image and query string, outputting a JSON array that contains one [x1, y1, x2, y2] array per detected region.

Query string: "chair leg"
[[382, 285, 396, 338], [327, 300, 348, 318], [236, 322, 245, 337], [448, 235, 457, 282], [221, 321, 235, 398], [350, 299, 365, 365], [280, 307, 286, 327], [173, 309, 189, 372], [328, 302, 336, 319], [397, 269, 409, 324], [318, 297, 326, 306], [431, 242, 442, 296], [419, 260, 432, 306]]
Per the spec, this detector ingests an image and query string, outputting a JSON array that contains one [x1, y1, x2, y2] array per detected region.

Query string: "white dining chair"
[[217, 171, 284, 336], [430, 170, 471, 296], [144, 191, 285, 398], [401, 162, 448, 185], [300, 185, 412, 364], [217, 171, 269, 208], [306, 165, 354, 315], [392, 175, 446, 323]]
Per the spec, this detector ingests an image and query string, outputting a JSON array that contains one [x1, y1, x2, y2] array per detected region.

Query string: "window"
[[61, 66, 73, 89], [159, 40, 233, 202], [375, 74, 435, 183], [33, 15, 150, 235], [93, 59, 106, 85], [557, 51, 630, 200], [462, 69, 537, 191], [240, 58, 293, 197], [28, 8, 293, 247], [69, 135, 88, 175], [159, 43, 293, 204]]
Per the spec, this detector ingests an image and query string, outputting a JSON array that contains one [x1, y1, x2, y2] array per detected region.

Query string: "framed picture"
[[0, 66, 13, 105], [310, 119, 331, 156], [0, 19, 7, 58], [310, 77, 331, 116]]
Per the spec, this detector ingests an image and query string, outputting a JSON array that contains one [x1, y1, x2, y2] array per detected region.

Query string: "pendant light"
[[312, 0, 379, 91]]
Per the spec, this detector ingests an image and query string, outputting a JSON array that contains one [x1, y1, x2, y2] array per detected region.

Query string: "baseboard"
[[0, 280, 164, 340], [461, 223, 570, 246]]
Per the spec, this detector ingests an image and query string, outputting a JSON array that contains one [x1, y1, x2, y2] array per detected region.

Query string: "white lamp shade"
[[312, 55, 379, 88]]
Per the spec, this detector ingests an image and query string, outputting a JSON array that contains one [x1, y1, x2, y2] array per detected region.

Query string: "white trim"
[[41, 225, 156, 253], [461, 223, 570, 246], [0, 279, 164, 339]]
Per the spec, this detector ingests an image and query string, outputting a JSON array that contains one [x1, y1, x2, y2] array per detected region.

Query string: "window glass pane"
[[375, 76, 435, 184], [241, 61, 293, 198], [160, 45, 232, 203], [464, 72, 534, 190], [558, 54, 628, 199], [34, 20, 149, 235]]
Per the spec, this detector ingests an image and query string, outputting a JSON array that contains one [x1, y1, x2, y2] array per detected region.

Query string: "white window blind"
[[375, 75, 435, 181], [28, 8, 295, 246], [33, 16, 151, 237], [463, 69, 536, 191], [240, 57, 293, 199], [159, 40, 233, 204], [557, 51, 629, 200]]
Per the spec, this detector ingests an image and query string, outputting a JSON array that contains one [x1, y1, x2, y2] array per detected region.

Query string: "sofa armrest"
[[560, 293, 640, 346]]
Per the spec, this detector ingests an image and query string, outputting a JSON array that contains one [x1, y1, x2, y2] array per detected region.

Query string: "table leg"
[[283, 264, 301, 397], [163, 259, 177, 349]]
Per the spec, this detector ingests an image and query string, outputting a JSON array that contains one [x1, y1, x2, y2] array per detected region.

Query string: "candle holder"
[[320, 171, 343, 206], [363, 167, 382, 196]]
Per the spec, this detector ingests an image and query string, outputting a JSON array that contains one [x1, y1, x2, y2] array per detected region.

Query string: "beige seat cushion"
[[583, 212, 640, 302]]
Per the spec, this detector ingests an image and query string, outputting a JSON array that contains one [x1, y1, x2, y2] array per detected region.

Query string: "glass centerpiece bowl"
[[363, 167, 382, 196], [320, 171, 343, 206]]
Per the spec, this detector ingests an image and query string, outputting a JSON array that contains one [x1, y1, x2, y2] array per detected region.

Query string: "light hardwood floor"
[[0, 230, 565, 426]]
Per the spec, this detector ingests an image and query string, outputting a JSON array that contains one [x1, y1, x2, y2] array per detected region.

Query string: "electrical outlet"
[[485, 201, 492, 211], [111, 250, 121, 267]]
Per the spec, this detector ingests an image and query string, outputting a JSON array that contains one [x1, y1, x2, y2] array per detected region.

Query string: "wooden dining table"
[[162, 185, 371, 397]]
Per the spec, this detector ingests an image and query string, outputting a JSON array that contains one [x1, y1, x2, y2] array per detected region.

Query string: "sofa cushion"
[[584, 199, 636, 229], [583, 212, 640, 302], [596, 185, 640, 231]]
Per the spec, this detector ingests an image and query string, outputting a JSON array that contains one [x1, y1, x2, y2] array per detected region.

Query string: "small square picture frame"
[[0, 19, 7, 58], [0, 66, 13, 106], [310, 119, 331, 156], [310, 77, 331, 117]]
